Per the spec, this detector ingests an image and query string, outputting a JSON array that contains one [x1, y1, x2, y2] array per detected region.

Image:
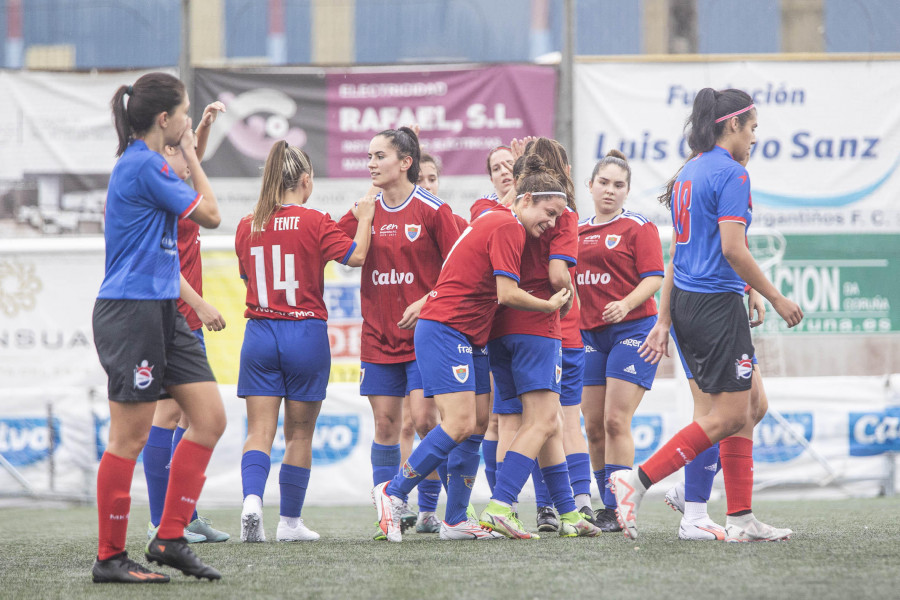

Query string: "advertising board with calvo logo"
[[250, 413, 361, 466]]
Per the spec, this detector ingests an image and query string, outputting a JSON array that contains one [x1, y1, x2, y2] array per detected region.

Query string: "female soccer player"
[[91, 72, 224, 583], [338, 128, 460, 537], [577, 150, 664, 532], [236, 142, 374, 543], [373, 154, 571, 542], [610, 88, 803, 542]]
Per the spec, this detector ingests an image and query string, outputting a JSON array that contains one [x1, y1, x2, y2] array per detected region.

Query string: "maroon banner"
[[326, 65, 557, 177]]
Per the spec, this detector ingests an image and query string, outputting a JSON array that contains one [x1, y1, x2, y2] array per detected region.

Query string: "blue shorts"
[[359, 360, 423, 397], [414, 319, 483, 397], [559, 347, 585, 407], [238, 319, 330, 402], [473, 345, 492, 395], [670, 326, 757, 380], [582, 315, 659, 390], [489, 334, 562, 415]]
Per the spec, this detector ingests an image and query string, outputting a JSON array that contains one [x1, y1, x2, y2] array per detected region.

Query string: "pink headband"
[[715, 104, 755, 123]]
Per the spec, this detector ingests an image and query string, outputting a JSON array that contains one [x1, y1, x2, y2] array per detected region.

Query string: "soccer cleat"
[[725, 514, 792, 542], [92, 551, 169, 584], [439, 519, 505, 540], [536, 505, 560, 532], [466, 503, 477, 521], [578, 505, 599, 526], [593, 507, 622, 532], [399, 502, 417, 533], [479, 501, 539, 540], [145, 536, 221, 580], [665, 482, 686, 514], [372, 481, 403, 542], [558, 511, 602, 537], [186, 516, 230, 543], [240, 508, 265, 543], [678, 516, 726, 541], [276, 519, 320, 542], [416, 511, 441, 534], [372, 524, 387, 541], [147, 521, 206, 544], [609, 469, 646, 541]]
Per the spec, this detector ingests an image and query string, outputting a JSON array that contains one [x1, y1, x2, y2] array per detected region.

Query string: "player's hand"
[[772, 295, 803, 328], [559, 291, 574, 319], [398, 296, 427, 329], [406, 124, 421, 138], [178, 118, 196, 154], [748, 288, 766, 327], [354, 195, 376, 221], [198, 101, 226, 129], [602, 300, 631, 324], [196, 300, 226, 332], [638, 322, 669, 364], [510, 136, 536, 159], [499, 186, 516, 207], [547, 287, 571, 312]]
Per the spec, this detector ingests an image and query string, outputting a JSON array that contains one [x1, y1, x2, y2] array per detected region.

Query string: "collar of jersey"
[[590, 210, 624, 227], [713, 145, 735, 160], [379, 185, 420, 213]]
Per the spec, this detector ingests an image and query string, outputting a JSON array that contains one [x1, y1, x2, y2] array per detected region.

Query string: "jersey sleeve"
[[139, 154, 202, 218], [433, 203, 462, 258], [488, 222, 525, 282], [548, 210, 578, 266], [318, 212, 357, 265], [469, 197, 496, 221], [716, 166, 751, 225], [634, 222, 665, 278], [454, 213, 469, 234], [336, 208, 359, 237], [235, 218, 249, 281]]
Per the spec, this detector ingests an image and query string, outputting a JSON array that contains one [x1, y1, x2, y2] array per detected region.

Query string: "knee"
[[719, 414, 748, 438], [603, 413, 630, 440], [442, 413, 476, 443], [373, 414, 399, 440], [412, 414, 438, 438], [584, 418, 605, 448]]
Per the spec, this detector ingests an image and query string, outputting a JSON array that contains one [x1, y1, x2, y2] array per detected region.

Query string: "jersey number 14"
[[250, 245, 300, 308]]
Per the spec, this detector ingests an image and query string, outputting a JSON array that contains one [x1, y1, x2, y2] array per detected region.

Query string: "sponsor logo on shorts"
[[624, 364, 637, 375], [753, 412, 814, 463], [734, 354, 753, 380], [457, 344, 473, 354], [452, 364, 469, 383], [605, 234, 622, 249], [620, 338, 641, 348], [405, 224, 421, 242], [585, 344, 596, 353], [401, 461, 421, 479], [555, 364, 562, 383], [429, 290, 438, 297], [479, 346, 488, 356], [848, 408, 900, 457], [133, 360, 154, 390]]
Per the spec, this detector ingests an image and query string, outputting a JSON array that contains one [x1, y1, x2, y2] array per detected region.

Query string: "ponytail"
[[110, 72, 185, 157], [685, 87, 754, 154], [252, 140, 313, 236]]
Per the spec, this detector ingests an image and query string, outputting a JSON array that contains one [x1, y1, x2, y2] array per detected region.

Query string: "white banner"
[[573, 60, 900, 232]]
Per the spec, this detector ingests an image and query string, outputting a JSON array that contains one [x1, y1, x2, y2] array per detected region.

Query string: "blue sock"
[[685, 443, 720, 503], [531, 460, 552, 507], [603, 464, 630, 509], [566, 453, 592, 497], [387, 425, 458, 500], [417, 478, 441, 512], [371, 442, 400, 486], [482, 439, 498, 494], [241, 450, 271, 500], [445, 435, 483, 524], [279, 464, 311, 518], [437, 459, 449, 493], [171, 426, 197, 521], [593, 468, 606, 504], [541, 462, 577, 515], [492, 451, 533, 505], [142, 426, 174, 527]]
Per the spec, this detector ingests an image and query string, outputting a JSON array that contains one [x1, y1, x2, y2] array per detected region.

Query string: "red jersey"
[[577, 210, 664, 330], [419, 205, 525, 347], [469, 193, 500, 221], [560, 263, 583, 348], [489, 207, 579, 341], [176, 218, 203, 330], [338, 186, 460, 363], [453, 213, 469, 233], [235, 204, 356, 321]]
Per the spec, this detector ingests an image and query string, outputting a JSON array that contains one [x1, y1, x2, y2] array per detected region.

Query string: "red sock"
[[157, 439, 213, 539], [720, 436, 754, 515], [96, 452, 136, 560], [640, 421, 713, 485]]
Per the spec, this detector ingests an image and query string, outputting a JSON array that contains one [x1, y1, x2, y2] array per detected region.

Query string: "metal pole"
[[557, 0, 575, 155], [180, 0, 194, 108]]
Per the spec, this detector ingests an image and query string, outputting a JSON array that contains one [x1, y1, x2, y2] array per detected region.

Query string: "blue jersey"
[[670, 145, 751, 294], [98, 140, 202, 300]]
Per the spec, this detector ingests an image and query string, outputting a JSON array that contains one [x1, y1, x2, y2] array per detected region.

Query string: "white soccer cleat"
[[439, 519, 505, 540], [609, 469, 646, 541], [665, 482, 686, 514], [372, 481, 403, 542], [240, 505, 266, 543], [678, 516, 726, 541], [276, 519, 320, 542], [725, 513, 792, 542]]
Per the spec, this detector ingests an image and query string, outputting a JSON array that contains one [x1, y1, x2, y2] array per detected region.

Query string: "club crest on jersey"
[[359, 368, 365, 385], [405, 224, 422, 242], [735, 354, 753, 380], [452, 364, 469, 383], [133, 360, 154, 390], [605, 234, 621, 249], [555, 364, 562, 384]]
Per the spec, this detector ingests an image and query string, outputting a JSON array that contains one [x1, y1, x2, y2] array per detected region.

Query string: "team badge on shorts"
[[605, 234, 622, 249], [405, 224, 422, 242], [452, 364, 469, 383], [133, 360, 154, 390], [555, 364, 562, 384], [401, 461, 420, 479], [735, 354, 753, 380]]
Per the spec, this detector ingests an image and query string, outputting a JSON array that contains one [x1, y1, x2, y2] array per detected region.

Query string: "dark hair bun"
[[606, 149, 627, 162]]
